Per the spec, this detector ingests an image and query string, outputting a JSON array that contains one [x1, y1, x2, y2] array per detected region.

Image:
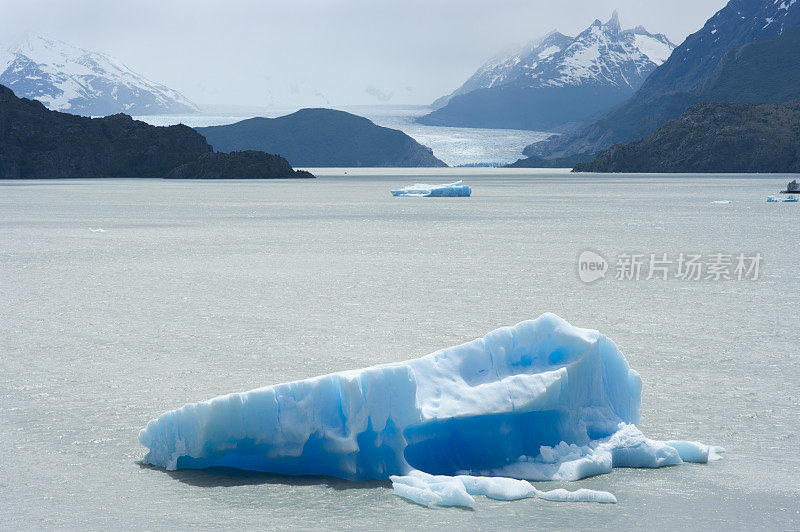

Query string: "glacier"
[[390, 180, 471, 197], [139, 313, 721, 507]]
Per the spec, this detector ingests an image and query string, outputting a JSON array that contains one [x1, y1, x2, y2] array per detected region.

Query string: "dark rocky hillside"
[[0, 85, 210, 178], [166, 151, 314, 179], [573, 101, 800, 173], [504, 152, 595, 169], [196, 108, 447, 167], [0, 85, 312, 179]]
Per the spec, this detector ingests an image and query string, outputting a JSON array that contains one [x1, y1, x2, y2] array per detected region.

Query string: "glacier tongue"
[[139, 313, 720, 508]]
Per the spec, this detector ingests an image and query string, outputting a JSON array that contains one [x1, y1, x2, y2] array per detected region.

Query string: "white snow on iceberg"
[[391, 180, 471, 197], [139, 313, 720, 507]]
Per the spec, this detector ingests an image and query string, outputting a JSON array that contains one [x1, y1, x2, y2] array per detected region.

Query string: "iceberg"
[[390, 180, 471, 197], [139, 313, 720, 507]]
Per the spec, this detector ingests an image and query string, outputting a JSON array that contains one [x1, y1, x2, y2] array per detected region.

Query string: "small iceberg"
[[89, 228, 106, 232], [139, 314, 721, 509], [766, 196, 779, 202], [710, 200, 732, 204], [391, 180, 471, 197], [782, 195, 798, 202], [389, 470, 616, 508]]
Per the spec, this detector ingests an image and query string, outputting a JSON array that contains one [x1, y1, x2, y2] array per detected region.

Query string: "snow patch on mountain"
[[0, 34, 198, 116], [633, 33, 674, 64]]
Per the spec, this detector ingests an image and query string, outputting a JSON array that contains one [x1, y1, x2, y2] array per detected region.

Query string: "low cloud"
[[365, 85, 394, 102]]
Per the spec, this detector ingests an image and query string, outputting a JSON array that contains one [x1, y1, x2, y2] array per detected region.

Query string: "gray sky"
[[1, 0, 728, 107]]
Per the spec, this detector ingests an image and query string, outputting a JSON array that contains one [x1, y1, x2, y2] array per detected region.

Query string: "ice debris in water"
[[391, 180, 471, 197], [139, 313, 721, 509], [477, 423, 725, 482], [389, 470, 617, 508], [89, 228, 106, 232]]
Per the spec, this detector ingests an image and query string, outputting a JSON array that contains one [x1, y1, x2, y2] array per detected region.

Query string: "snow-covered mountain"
[[0, 34, 198, 116], [435, 12, 674, 108], [421, 12, 675, 131], [525, 0, 800, 159]]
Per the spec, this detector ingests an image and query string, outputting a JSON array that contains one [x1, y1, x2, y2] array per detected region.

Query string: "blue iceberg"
[[391, 180, 471, 197], [139, 314, 721, 507]]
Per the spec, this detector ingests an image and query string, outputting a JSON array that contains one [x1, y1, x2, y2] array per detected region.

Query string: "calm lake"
[[1, 170, 798, 529]]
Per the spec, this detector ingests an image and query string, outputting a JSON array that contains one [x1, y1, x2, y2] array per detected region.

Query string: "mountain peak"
[[433, 14, 675, 108], [424, 14, 676, 129], [8, 33, 77, 58], [606, 10, 622, 32]]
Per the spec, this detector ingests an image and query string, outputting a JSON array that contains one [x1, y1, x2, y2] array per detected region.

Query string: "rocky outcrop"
[[0, 84, 210, 178], [573, 100, 800, 173], [196, 108, 447, 167], [504, 152, 596, 169], [165, 151, 314, 179]]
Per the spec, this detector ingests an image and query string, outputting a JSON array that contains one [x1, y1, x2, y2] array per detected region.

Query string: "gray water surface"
[[1, 171, 798, 530]]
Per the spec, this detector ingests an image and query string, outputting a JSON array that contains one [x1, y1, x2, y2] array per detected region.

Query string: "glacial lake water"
[[1, 170, 798, 530]]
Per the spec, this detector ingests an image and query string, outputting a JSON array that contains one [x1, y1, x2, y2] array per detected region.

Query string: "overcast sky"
[[1, 0, 728, 108]]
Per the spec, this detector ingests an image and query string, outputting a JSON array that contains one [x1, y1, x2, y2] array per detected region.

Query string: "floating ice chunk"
[[709, 446, 726, 461], [390, 472, 477, 508], [595, 423, 683, 469], [139, 313, 720, 506], [457, 474, 536, 501], [391, 471, 534, 508], [390, 470, 616, 508], [468, 423, 711, 482], [710, 200, 732, 204], [534, 487, 617, 504], [391, 180, 471, 197], [140, 314, 645, 478], [89, 228, 106, 232], [392, 481, 455, 508], [665, 440, 726, 462]]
